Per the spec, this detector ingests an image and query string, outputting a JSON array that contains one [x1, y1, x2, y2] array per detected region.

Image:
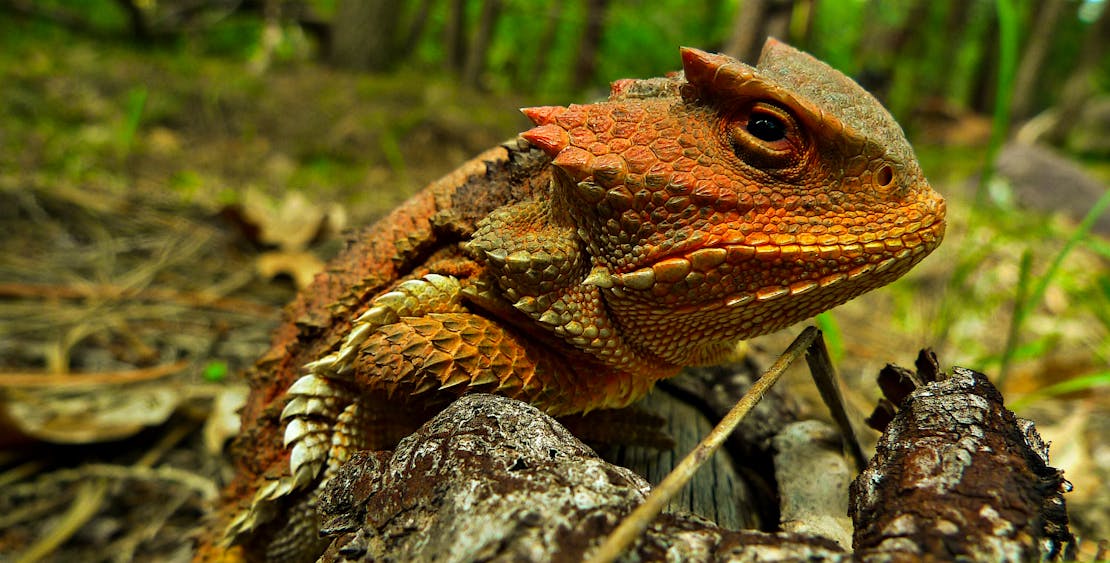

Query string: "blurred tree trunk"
[[854, 0, 919, 99], [935, 0, 973, 102], [462, 0, 502, 89], [722, 0, 795, 64], [1010, 0, 1068, 120], [570, 0, 610, 91], [860, 0, 929, 119], [972, 12, 999, 114], [764, 0, 795, 46], [113, 0, 149, 41], [798, 0, 816, 50], [703, 0, 728, 42], [942, 0, 994, 111], [403, 0, 435, 55], [1045, 2, 1110, 144], [444, 0, 467, 72], [724, 0, 766, 63], [855, 0, 919, 66], [905, 1, 958, 109], [526, 3, 564, 91], [330, 0, 400, 71]]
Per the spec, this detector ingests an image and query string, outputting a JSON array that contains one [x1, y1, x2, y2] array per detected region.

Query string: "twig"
[[0, 360, 190, 388], [111, 491, 192, 562], [0, 282, 278, 317], [32, 463, 217, 501], [135, 420, 195, 467], [803, 333, 868, 472], [587, 326, 821, 563], [15, 480, 109, 563], [0, 495, 70, 530], [11, 421, 201, 562], [999, 188, 1110, 388], [0, 459, 48, 489]]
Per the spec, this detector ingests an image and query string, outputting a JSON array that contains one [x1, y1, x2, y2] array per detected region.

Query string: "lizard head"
[[520, 40, 945, 363]]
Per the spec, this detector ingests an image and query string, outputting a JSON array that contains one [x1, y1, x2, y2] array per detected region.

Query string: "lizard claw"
[[281, 374, 354, 484]]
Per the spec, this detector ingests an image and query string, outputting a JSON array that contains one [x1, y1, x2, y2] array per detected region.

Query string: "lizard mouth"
[[594, 214, 945, 309]]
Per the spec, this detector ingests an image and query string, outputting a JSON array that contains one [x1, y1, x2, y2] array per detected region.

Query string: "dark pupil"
[[747, 113, 786, 142]]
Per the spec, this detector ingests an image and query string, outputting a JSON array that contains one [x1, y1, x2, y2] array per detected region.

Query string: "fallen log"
[[315, 354, 1076, 562]]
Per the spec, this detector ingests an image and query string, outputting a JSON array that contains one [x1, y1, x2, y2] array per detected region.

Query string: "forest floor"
[[0, 20, 1107, 562]]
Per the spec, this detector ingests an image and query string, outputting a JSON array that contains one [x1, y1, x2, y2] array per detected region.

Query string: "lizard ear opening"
[[877, 164, 894, 188]]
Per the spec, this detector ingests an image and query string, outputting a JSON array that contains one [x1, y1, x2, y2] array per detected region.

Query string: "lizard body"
[[200, 40, 945, 561]]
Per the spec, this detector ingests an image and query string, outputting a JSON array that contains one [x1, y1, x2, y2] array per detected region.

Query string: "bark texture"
[[316, 393, 846, 562], [312, 356, 1076, 562], [852, 365, 1076, 561]]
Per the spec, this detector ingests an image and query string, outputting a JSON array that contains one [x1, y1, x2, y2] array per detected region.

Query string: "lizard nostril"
[[877, 165, 894, 188]]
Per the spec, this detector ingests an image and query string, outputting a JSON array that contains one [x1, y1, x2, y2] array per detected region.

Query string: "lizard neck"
[[467, 191, 682, 410], [524, 280, 685, 408]]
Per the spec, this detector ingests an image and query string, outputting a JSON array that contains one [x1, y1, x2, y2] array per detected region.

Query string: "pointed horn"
[[521, 124, 570, 155], [521, 106, 566, 126]]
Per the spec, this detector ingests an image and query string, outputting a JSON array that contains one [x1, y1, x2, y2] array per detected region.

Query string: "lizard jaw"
[[590, 214, 944, 311], [594, 216, 945, 364]]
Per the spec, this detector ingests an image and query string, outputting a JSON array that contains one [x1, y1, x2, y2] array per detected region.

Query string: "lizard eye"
[[727, 102, 805, 168], [747, 113, 786, 142]]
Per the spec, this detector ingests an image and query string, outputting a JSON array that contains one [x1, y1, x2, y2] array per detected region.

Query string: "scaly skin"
[[197, 40, 946, 562]]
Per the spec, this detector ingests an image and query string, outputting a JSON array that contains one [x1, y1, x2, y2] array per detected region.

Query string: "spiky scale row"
[[467, 200, 586, 302], [225, 273, 470, 545], [351, 310, 654, 416]]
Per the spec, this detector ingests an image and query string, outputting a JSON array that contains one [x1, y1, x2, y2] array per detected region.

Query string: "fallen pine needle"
[[13, 420, 199, 562], [15, 479, 109, 563], [0, 360, 190, 388], [0, 282, 278, 317]]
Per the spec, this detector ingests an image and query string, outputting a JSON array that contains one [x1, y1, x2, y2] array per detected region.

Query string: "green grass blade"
[[996, 248, 1033, 386], [1009, 371, 1110, 411], [815, 312, 843, 362], [1025, 189, 1110, 321]]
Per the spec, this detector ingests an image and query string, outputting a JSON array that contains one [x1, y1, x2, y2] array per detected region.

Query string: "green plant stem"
[[815, 311, 843, 362], [973, 0, 1021, 219], [1025, 189, 1110, 326], [972, 0, 1019, 212], [997, 249, 1032, 387], [118, 86, 147, 161], [999, 188, 1110, 389], [936, 0, 1020, 347]]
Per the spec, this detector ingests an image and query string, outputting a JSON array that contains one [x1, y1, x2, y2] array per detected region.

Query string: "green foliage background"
[[3, 0, 1109, 405]]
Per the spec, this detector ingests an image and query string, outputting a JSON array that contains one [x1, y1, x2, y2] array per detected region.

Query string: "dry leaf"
[[2, 385, 181, 444], [237, 188, 346, 251], [203, 383, 248, 454], [256, 250, 324, 289]]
